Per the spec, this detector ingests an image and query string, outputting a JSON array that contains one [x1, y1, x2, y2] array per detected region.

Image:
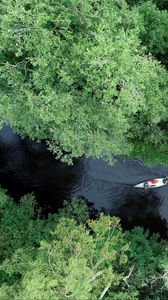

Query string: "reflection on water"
[[0, 126, 168, 238]]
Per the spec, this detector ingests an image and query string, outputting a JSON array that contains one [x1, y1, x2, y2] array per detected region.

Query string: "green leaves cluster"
[[126, 0, 168, 11], [0, 0, 167, 163], [135, 1, 168, 66], [0, 188, 167, 299]]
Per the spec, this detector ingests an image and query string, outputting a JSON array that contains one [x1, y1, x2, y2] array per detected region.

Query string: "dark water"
[[0, 126, 168, 238]]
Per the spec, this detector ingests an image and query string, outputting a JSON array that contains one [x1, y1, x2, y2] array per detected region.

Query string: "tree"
[[0, 188, 167, 299], [136, 1, 168, 67], [126, 0, 168, 10], [0, 0, 167, 163]]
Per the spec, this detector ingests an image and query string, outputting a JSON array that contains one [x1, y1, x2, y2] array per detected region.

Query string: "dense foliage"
[[0, 0, 168, 163], [135, 1, 168, 66], [0, 188, 168, 299], [126, 0, 168, 10], [0, 1, 168, 299]]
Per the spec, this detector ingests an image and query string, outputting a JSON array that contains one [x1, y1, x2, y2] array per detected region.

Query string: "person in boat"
[[163, 176, 168, 184], [144, 179, 158, 189], [144, 176, 168, 189]]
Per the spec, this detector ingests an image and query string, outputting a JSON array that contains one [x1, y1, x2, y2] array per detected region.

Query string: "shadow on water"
[[0, 126, 168, 238]]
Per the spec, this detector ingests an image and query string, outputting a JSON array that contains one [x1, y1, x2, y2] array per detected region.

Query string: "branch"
[[99, 282, 112, 300], [48, 251, 56, 275], [123, 265, 135, 287], [91, 270, 103, 282], [150, 271, 168, 285], [93, 258, 105, 271]]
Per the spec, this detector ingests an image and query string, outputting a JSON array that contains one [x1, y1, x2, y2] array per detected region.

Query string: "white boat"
[[134, 178, 167, 189]]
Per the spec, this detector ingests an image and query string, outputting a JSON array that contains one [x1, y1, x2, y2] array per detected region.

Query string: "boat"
[[134, 178, 167, 189]]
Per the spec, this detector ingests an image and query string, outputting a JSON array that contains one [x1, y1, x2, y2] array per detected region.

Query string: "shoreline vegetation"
[[0, 189, 168, 299], [0, 0, 168, 298], [0, 0, 168, 164], [126, 142, 168, 167]]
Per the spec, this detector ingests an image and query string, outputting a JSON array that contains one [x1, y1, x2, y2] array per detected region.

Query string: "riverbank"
[[127, 141, 168, 167]]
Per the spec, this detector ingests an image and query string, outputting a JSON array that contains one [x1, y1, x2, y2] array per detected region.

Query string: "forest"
[[0, 0, 168, 299]]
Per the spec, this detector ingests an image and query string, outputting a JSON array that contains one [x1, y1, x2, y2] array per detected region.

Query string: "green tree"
[[0, 188, 167, 299], [0, 0, 167, 163], [126, 0, 168, 10], [124, 1, 168, 165], [136, 1, 168, 66]]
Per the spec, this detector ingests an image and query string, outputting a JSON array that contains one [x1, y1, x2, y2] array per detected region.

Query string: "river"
[[0, 126, 168, 238]]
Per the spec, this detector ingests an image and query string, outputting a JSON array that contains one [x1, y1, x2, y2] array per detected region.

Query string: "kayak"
[[134, 178, 166, 189]]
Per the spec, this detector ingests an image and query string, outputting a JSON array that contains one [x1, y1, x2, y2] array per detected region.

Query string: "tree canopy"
[[0, 2, 168, 298], [0, 0, 167, 163], [0, 189, 168, 299]]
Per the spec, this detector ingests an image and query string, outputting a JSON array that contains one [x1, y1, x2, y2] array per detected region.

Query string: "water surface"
[[0, 126, 168, 238]]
